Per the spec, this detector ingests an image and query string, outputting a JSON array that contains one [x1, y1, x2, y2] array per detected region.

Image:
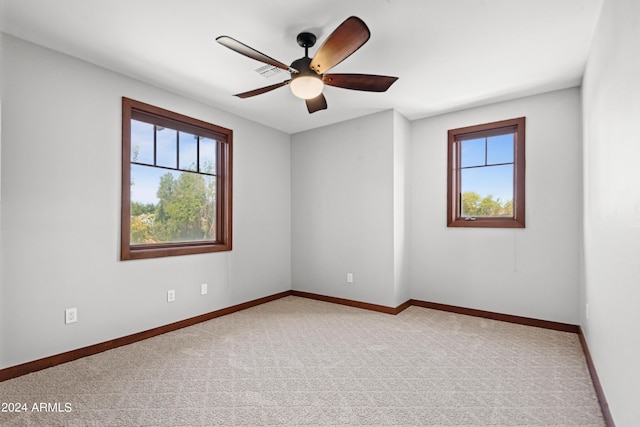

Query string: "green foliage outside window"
[[130, 171, 216, 245], [461, 191, 513, 218]]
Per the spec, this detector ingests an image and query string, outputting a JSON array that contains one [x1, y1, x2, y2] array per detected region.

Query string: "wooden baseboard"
[[409, 299, 580, 333], [579, 327, 616, 427], [291, 290, 410, 315], [0, 289, 614, 427], [0, 290, 409, 382], [0, 290, 292, 382]]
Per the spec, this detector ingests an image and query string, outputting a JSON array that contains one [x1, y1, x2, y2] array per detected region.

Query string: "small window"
[[447, 117, 525, 228], [121, 98, 232, 260]]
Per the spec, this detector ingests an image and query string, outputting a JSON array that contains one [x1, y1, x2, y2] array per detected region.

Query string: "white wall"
[[291, 110, 411, 308], [291, 110, 398, 307], [582, 0, 640, 424], [0, 35, 291, 369], [393, 111, 411, 306], [0, 32, 4, 368], [410, 88, 583, 324]]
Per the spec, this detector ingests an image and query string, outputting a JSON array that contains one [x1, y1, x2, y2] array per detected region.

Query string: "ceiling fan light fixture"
[[290, 75, 324, 99]]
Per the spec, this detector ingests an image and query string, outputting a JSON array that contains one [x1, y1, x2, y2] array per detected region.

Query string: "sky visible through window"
[[460, 133, 514, 204]]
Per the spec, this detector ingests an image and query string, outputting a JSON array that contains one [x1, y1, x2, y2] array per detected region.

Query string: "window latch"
[[464, 217, 477, 221]]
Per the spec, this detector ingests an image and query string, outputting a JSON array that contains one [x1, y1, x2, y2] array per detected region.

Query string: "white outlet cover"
[[167, 290, 176, 302], [586, 303, 590, 320], [201, 283, 208, 295], [65, 308, 77, 324]]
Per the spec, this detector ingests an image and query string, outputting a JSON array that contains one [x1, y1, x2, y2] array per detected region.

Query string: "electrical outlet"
[[167, 290, 176, 302], [65, 308, 77, 324], [346, 273, 354, 283], [201, 283, 208, 295], [586, 303, 590, 320]]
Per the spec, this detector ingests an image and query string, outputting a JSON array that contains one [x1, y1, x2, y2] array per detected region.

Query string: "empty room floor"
[[0, 296, 604, 426]]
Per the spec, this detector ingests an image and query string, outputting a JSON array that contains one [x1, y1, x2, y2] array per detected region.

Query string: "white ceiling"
[[1, 0, 603, 134]]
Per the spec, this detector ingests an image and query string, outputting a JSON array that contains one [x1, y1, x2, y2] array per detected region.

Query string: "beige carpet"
[[0, 296, 604, 426]]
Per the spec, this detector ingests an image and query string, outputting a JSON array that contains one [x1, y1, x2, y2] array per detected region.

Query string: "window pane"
[[131, 120, 154, 165], [487, 133, 514, 165], [156, 127, 177, 169], [201, 175, 217, 240], [130, 165, 217, 244], [130, 164, 172, 245], [199, 137, 217, 174], [131, 163, 164, 206], [460, 164, 513, 217], [179, 131, 198, 171], [460, 138, 485, 168]]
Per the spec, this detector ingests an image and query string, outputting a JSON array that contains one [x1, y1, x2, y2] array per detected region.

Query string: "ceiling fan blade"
[[310, 16, 370, 74], [323, 74, 398, 92], [234, 80, 290, 98], [306, 93, 327, 114], [216, 36, 297, 73]]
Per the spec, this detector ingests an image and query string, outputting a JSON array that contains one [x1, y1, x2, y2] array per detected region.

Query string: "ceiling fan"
[[216, 16, 398, 114]]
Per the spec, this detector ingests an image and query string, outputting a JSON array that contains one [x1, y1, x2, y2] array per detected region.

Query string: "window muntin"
[[447, 117, 525, 228], [122, 98, 232, 259]]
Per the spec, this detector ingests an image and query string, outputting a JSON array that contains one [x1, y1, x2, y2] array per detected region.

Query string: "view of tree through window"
[[447, 117, 525, 228], [122, 98, 232, 260]]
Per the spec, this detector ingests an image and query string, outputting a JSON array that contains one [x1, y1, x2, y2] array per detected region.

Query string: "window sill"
[[447, 217, 525, 228], [122, 242, 232, 260]]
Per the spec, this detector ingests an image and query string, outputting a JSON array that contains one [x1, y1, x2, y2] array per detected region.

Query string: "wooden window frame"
[[447, 117, 525, 228], [121, 97, 232, 260]]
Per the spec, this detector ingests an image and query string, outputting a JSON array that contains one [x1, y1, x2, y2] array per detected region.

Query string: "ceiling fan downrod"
[[296, 32, 317, 58]]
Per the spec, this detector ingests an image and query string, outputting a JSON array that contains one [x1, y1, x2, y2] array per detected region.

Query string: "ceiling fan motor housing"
[[289, 57, 323, 99], [291, 57, 317, 77]]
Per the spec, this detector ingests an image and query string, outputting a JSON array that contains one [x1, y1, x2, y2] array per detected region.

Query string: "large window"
[[121, 98, 232, 260], [447, 117, 525, 228]]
